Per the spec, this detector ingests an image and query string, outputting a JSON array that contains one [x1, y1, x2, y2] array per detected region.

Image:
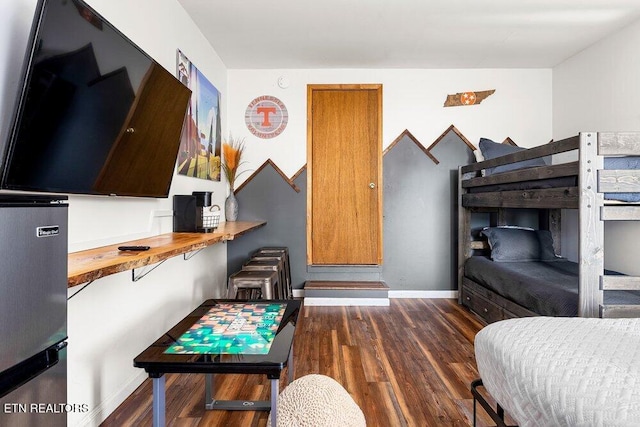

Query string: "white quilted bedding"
[[474, 317, 640, 427]]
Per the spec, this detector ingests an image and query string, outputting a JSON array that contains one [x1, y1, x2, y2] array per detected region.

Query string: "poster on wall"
[[245, 95, 288, 139], [176, 50, 221, 181]]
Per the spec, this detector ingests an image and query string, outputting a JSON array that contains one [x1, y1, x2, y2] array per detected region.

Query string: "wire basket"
[[202, 205, 221, 230]]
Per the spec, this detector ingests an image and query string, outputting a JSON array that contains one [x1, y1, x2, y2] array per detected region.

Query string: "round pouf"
[[267, 374, 366, 426]]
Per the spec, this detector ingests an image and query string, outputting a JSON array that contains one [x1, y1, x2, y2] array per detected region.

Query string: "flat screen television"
[[1, 0, 191, 197]]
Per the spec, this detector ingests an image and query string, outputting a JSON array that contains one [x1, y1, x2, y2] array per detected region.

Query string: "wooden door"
[[307, 84, 382, 265]]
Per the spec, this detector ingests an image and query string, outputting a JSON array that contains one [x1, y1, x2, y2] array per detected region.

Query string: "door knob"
[[369, 182, 376, 189]]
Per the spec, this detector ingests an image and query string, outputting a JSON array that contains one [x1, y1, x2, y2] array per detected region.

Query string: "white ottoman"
[[268, 374, 366, 426]]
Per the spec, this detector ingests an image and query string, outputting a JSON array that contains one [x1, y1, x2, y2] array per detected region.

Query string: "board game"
[[165, 302, 286, 355]]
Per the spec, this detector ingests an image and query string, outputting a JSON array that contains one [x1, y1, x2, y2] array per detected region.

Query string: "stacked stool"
[[252, 247, 291, 299], [227, 269, 279, 299], [242, 258, 285, 299], [227, 246, 292, 300]]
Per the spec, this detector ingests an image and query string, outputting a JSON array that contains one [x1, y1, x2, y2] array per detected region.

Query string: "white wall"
[[554, 19, 640, 275], [1, 2, 553, 424], [1, 1, 229, 425], [228, 69, 553, 182]]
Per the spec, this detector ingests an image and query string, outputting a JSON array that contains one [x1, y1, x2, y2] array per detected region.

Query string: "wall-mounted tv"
[[1, 0, 191, 197]]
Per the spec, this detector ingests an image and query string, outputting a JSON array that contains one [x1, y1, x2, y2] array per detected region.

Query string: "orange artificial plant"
[[221, 135, 246, 192]]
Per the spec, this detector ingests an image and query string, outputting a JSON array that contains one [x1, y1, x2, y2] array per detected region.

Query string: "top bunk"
[[459, 132, 640, 217]]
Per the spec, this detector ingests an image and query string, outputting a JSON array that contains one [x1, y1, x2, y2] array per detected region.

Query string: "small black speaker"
[[173, 195, 197, 232]]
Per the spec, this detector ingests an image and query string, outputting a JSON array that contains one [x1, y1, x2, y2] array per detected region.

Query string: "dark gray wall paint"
[[382, 132, 473, 290], [228, 129, 475, 291], [228, 166, 308, 289]]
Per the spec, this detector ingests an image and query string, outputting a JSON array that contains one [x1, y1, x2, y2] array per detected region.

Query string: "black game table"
[[134, 299, 301, 427]]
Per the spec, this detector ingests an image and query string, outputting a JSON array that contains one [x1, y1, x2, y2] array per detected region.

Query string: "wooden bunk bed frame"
[[458, 131, 640, 322]]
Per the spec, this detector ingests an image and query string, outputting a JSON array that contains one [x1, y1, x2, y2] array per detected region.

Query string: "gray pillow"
[[481, 227, 559, 262], [479, 138, 548, 176]]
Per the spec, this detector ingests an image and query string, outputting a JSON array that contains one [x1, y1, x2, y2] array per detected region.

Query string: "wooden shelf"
[[68, 221, 266, 287]]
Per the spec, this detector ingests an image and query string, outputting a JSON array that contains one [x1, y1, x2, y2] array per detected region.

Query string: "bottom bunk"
[[462, 256, 640, 323], [473, 317, 640, 426]]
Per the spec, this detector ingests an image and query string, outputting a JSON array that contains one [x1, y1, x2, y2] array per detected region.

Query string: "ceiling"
[[177, 0, 640, 69]]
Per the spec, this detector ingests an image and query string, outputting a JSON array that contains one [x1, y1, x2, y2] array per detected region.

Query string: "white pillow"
[[473, 149, 484, 162], [473, 149, 486, 176]]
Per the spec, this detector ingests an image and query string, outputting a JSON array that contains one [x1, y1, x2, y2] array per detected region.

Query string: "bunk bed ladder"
[[596, 132, 640, 318], [578, 132, 604, 318]]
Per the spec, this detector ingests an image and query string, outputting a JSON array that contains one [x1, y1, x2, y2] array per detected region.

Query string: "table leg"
[[270, 378, 279, 427], [152, 375, 166, 427], [288, 343, 294, 384], [205, 374, 215, 410]]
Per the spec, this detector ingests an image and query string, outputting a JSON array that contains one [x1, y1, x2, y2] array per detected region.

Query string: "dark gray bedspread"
[[464, 256, 640, 316]]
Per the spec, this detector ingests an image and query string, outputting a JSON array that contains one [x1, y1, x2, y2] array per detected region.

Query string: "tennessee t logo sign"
[[256, 106, 277, 127], [245, 96, 288, 139]]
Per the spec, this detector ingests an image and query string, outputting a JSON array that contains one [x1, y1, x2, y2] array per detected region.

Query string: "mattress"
[[464, 256, 640, 317], [475, 317, 640, 427], [466, 176, 576, 194]]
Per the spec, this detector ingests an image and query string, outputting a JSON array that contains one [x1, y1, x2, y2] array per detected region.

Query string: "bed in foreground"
[[473, 317, 640, 426]]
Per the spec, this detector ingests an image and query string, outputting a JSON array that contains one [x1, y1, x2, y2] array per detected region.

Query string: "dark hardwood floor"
[[102, 298, 506, 426]]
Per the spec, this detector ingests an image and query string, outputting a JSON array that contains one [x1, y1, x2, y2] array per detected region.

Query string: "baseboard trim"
[[303, 297, 390, 306], [71, 370, 147, 427], [389, 290, 458, 299], [294, 289, 458, 300]]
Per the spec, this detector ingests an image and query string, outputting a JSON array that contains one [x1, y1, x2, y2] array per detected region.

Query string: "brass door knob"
[[369, 182, 376, 189]]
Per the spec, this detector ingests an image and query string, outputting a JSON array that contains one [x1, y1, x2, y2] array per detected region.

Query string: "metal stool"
[[242, 259, 286, 299], [252, 248, 290, 298], [254, 247, 291, 299], [250, 254, 287, 298], [227, 270, 279, 300]]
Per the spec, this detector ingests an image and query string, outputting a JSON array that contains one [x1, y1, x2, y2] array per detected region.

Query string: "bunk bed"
[[459, 132, 640, 426], [458, 131, 640, 322]]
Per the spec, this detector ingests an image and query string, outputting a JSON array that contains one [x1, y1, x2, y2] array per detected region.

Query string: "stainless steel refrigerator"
[[0, 195, 68, 427]]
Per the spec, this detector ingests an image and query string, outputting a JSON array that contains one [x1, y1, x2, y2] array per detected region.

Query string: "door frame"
[[306, 84, 383, 265]]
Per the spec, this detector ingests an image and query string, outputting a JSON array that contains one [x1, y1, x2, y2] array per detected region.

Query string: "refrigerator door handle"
[[0, 342, 66, 399]]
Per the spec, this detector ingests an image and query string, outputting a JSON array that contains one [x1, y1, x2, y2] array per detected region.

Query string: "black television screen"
[[1, 0, 191, 197]]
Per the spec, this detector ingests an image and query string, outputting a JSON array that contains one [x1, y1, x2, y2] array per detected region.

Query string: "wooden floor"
[[102, 299, 506, 427]]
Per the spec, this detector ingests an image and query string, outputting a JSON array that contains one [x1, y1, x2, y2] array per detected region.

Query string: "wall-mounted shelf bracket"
[[67, 280, 94, 300], [132, 260, 167, 282], [184, 249, 204, 261]]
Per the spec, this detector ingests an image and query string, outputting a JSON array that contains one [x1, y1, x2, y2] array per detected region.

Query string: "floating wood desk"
[[68, 221, 266, 287]]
